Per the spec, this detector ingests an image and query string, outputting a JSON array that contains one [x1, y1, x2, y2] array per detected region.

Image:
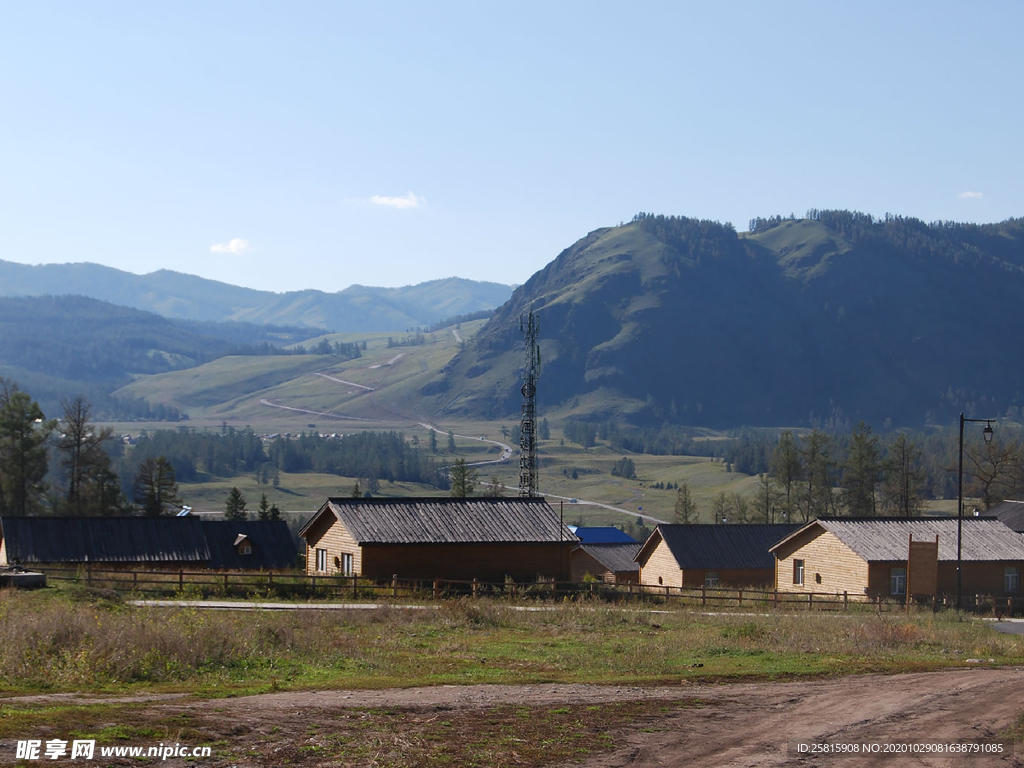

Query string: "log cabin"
[[769, 517, 1024, 600], [636, 523, 801, 588], [299, 496, 577, 581]]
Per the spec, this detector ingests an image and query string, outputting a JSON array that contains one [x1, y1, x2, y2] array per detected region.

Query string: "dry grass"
[[0, 587, 1020, 697]]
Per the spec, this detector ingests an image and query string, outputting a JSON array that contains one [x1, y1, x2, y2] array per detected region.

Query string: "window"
[[793, 559, 804, 586], [342, 553, 354, 577], [315, 548, 327, 573], [1006, 566, 1020, 593], [239, 544, 252, 556], [704, 572, 719, 588], [891, 567, 906, 596]]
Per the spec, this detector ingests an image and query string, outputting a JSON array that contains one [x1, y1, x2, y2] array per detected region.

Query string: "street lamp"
[[957, 412, 995, 610]]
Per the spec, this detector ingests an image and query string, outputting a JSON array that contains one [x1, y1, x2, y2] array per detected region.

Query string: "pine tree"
[[133, 456, 181, 516], [224, 487, 248, 521], [0, 380, 53, 516], [881, 434, 926, 517], [449, 458, 477, 497], [842, 422, 881, 516], [673, 482, 696, 523], [770, 431, 801, 522]]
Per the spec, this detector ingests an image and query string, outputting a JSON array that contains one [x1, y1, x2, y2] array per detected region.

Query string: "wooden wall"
[[774, 530, 869, 596], [680, 568, 775, 588], [303, 513, 362, 576], [638, 537, 683, 588], [361, 542, 572, 581]]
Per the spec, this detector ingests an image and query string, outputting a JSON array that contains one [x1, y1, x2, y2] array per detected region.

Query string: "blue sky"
[[1, 1, 1021, 293]]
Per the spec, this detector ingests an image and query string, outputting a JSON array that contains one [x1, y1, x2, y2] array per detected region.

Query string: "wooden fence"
[[37, 565, 1011, 613]]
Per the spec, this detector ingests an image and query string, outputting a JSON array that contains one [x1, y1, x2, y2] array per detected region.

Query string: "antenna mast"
[[518, 311, 540, 497]]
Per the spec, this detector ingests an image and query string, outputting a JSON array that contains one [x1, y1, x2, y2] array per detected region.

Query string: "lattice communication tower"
[[518, 311, 540, 497]]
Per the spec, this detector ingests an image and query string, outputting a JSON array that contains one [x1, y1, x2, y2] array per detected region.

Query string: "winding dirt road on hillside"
[[7, 668, 1023, 767]]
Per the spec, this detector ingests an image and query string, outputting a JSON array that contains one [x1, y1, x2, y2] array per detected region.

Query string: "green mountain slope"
[[0, 295, 319, 418], [429, 212, 1024, 428], [0, 260, 513, 331]]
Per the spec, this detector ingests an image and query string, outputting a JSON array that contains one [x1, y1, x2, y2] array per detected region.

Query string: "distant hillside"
[[0, 295, 321, 419], [429, 211, 1024, 428], [0, 260, 514, 331]]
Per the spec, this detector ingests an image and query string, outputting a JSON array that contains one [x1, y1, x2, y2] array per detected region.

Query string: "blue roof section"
[[568, 526, 637, 544]]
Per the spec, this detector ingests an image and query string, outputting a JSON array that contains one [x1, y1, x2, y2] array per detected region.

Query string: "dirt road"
[[6, 668, 1022, 766]]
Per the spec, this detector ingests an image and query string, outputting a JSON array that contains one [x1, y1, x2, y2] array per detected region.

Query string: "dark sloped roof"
[[579, 543, 641, 573], [201, 520, 298, 570], [641, 524, 802, 570], [302, 497, 577, 545], [1, 516, 209, 564], [570, 526, 637, 544], [986, 501, 1024, 533], [777, 517, 1024, 562]]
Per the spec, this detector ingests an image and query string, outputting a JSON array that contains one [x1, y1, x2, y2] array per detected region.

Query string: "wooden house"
[[0, 516, 299, 571], [636, 524, 801, 588], [568, 527, 640, 584], [298, 496, 577, 581], [769, 517, 1024, 600]]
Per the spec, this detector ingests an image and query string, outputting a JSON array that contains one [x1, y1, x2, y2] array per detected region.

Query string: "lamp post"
[[957, 412, 994, 610]]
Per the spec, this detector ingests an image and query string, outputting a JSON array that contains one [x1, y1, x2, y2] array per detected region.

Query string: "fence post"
[[808, 592, 813, 609], [738, 589, 743, 606], [433, 578, 440, 600], [179, 569, 183, 591], [267, 571, 273, 591], [472, 578, 479, 599], [224, 572, 229, 592], [701, 584, 706, 607], [133, 571, 138, 592], [392, 574, 398, 599], [843, 591, 848, 611]]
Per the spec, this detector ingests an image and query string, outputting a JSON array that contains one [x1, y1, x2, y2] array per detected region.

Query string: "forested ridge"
[[442, 210, 1024, 429]]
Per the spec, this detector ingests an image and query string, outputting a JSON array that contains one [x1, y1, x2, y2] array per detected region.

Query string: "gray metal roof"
[[640, 524, 802, 570], [308, 497, 578, 545], [0, 516, 210, 564], [578, 543, 641, 573], [986, 501, 1024, 533], [778, 517, 1024, 562]]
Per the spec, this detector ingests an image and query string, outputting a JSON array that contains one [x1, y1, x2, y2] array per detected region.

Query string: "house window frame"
[[239, 543, 252, 556], [891, 567, 906, 596], [315, 547, 327, 573], [341, 552, 354, 577], [793, 559, 804, 586], [1006, 566, 1020, 594], [704, 571, 719, 588]]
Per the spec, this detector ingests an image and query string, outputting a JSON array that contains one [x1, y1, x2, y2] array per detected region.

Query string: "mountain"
[[0, 260, 514, 331], [429, 211, 1024, 428], [0, 295, 321, 419]]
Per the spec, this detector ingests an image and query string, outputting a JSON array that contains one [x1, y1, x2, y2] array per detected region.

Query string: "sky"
[[1, 1, 1022, 294]]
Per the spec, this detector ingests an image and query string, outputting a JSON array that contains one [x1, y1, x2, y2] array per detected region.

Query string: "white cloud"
[[957, 191, 984, 199], [210, 238, 251, 254], [370, 192, 421, 209]]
